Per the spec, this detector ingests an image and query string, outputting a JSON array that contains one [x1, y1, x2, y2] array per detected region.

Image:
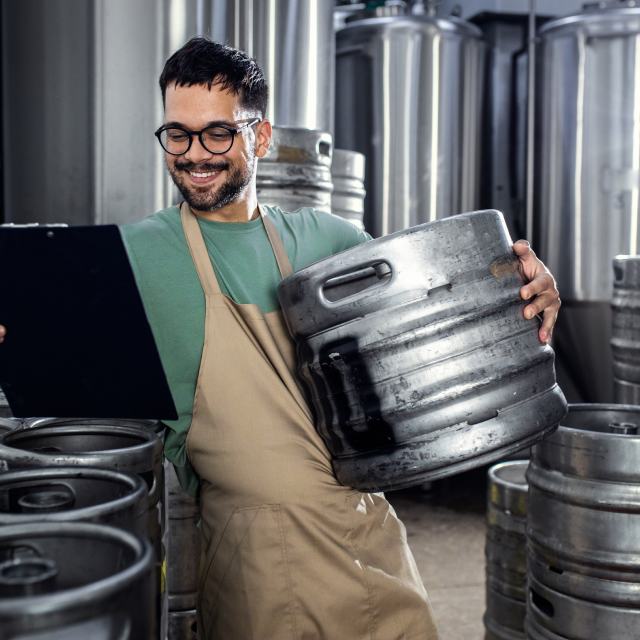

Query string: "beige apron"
[[181, 203, 440, 640]]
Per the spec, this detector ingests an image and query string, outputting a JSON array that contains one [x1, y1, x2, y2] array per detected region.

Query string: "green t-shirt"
[[121, 204, 370, 497]]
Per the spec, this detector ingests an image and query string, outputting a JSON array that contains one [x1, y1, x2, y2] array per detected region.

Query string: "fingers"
[[512, 239, 531, 256], [520, 271, 555, 301], [0, 326, 6, 344], [538, 305, 560, 344]]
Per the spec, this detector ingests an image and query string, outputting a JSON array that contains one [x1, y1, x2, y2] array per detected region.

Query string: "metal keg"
[[169, 610, 198, 640], [0, 467, 147, 535], [526, 404, 640, 640], [0, 418, 20, 434], [167, 463, 201, 613], [277, 209, 567, 491], [331, 149, 366, 230], [0, 418, 165, 639], [0, 522, 153, 640], [0, 387, 12, 418], [256, 126, 333, 213], [484, 462, 528, 640], [612, 256, 640, 403]]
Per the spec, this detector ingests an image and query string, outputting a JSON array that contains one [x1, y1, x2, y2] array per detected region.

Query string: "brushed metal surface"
[[277, 209, 566, 491], [615, 377, 640, 404], [168, 609, 197, 640], [612, 256, 640, 385], [538, 5, 640, 303], [256, 126, 333, 213], [527, 404, 640, 639], [331, 149, 366, 230], [335, 13, 484, 236], [209, 0, 335, 133], [484, 462, 528, 640], [0, 522, 153, 640], [167, 464, 201, 612]]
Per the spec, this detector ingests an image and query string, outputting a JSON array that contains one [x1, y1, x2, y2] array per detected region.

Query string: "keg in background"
[[277, 209, 567, 491], [169, 609, 198, 640], [484, 462, 528, 640], [0, 418, 166, 640], [167, 463, 201, 626], [526, 404, 640, 640], [0, 387, 11, 418], [256, 126, 333, 213], [0, 467, 147, 536], [331, 149, 366, 230], [612, 256, 640, 404], [0, 521, 153, 640]]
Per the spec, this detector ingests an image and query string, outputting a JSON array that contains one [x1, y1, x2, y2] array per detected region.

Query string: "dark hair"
[[159, 37, 268, 118]]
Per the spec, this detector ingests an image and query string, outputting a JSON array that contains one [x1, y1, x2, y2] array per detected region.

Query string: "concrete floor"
[[387, 466, 489, 640]]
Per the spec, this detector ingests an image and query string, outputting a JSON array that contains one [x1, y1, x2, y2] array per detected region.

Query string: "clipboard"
[[0, 224, 178, 420]]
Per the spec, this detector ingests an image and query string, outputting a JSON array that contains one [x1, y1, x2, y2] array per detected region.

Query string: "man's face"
[[163, 82, 265, 212]]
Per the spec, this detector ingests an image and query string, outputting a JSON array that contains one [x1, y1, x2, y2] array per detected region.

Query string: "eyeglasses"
[[154, 118, 261, 155]]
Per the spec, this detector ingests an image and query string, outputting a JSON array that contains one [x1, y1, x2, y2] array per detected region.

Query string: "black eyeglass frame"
[[154, 118, 262, 156]]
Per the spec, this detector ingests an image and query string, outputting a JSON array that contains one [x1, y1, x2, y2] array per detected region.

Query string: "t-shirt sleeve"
[[315, 210, 372, 255]]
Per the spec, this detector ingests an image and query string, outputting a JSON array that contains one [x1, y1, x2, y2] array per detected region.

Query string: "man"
[[120, 37, 559, 640]]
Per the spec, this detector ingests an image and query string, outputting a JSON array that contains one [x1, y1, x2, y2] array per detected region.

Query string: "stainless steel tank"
[[0, 467, 148, 536], [484, 461, 528, 640], [277, 209, 567, 491], [167, 463, 201, 614], [0, 522, 154, 640], [208, 0, 335, 133], [331, 149, 366, 230], [612, 256, 640, 402], [335, 10, 484, 237], [256, 126, 333, 213], [0, 419, 166, 640], [537, 2, 640, 403], [526, 404, 640, 640], [169, 610, 198, 640]]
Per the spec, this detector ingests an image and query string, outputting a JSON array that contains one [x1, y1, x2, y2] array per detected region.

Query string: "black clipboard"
[[0, 224, 178, 420]]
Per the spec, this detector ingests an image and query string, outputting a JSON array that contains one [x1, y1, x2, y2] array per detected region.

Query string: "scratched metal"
[[256, 126, 333, 214], [169, 610, 198, 640], [277, 209, 567, 491], [612, 256, 640, 389], [0, 522, 154, 640], [484, 462, 528, 640], [526, 404, 640, 639]]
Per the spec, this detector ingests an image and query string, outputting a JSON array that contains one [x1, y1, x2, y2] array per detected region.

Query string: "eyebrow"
[[163, 119, 236, 129]]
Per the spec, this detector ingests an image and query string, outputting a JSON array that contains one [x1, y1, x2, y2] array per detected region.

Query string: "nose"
[[182, 134, 214, 164]]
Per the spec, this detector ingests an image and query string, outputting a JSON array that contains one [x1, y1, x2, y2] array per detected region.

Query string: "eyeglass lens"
[[160, 127, 234, 154]]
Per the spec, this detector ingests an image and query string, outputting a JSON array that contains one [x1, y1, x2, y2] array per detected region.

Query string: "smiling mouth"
[[189, 170, 221, 178]]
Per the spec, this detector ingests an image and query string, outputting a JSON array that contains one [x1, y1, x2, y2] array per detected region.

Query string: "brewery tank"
[[208, 0, 335, 133], [335, 9, 484, 237], [537, 2, 640, 402]]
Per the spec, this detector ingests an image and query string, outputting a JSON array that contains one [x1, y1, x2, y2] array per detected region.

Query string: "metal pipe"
[[526, 0, 536, 242]]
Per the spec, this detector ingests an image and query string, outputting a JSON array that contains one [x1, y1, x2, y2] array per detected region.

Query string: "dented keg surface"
[[0, 467, 148, 537], [277, 209, 567, 491], [484, 462, 528, 640], [167, 463, 201, 612], [331, 149, 366, 230], [0, 521, 154, 640], [169, 610, 198, 640], [526, 404, 640, 639], [612, 256, 640, 384], [256, 126, 333, 213], [0, 418, 165, 639]]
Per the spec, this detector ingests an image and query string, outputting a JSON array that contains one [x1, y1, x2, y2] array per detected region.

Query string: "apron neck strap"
[[180, 202, 294, 296]]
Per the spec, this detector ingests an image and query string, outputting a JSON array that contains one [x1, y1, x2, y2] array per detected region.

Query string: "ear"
[[255, 120, 272, 158]]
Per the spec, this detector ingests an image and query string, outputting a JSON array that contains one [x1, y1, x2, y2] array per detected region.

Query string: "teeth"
[[189, 171, 218, 178]]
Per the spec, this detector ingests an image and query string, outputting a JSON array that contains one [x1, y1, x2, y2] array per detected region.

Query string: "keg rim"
[[0, 466, 147, 524], [0, 521, 153, 612], [488, 460, 530, 489], [559, 403, 640, 436]]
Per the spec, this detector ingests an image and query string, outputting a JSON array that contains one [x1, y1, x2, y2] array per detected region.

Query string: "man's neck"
[[191, 192, 260, 223]]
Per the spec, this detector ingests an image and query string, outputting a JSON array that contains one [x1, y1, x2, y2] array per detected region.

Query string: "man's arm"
[[513, 239, 561, 344]]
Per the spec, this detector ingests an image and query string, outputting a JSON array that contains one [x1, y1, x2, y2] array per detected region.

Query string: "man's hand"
[[0, 326, 6, 344], [512, 240, 560, 344]]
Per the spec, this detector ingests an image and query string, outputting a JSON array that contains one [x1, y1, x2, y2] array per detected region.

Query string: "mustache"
[[174, 160, 230, 173]]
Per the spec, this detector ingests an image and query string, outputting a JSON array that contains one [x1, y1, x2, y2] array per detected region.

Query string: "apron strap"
[[180, 202, 294, 296], [259, 204, 293, 279]]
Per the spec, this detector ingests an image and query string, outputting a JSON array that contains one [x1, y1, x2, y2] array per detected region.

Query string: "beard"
[[168, 151, 255, 212]]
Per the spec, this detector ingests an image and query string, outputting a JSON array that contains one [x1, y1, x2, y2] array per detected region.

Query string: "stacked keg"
[[331, 149, 366, 230], [277, 209, 567, 490], [611, 256, 640, 403], [257, 126, 333, 213], [526, 404, 640, 639], [484, 462, 528, 640], [167, 464, 201, 640], [0, 418, 163, 639]]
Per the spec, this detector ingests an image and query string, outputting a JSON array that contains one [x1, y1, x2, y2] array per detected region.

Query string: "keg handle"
[[608, 422, 639, 435], [316, 259, 394, 309]]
